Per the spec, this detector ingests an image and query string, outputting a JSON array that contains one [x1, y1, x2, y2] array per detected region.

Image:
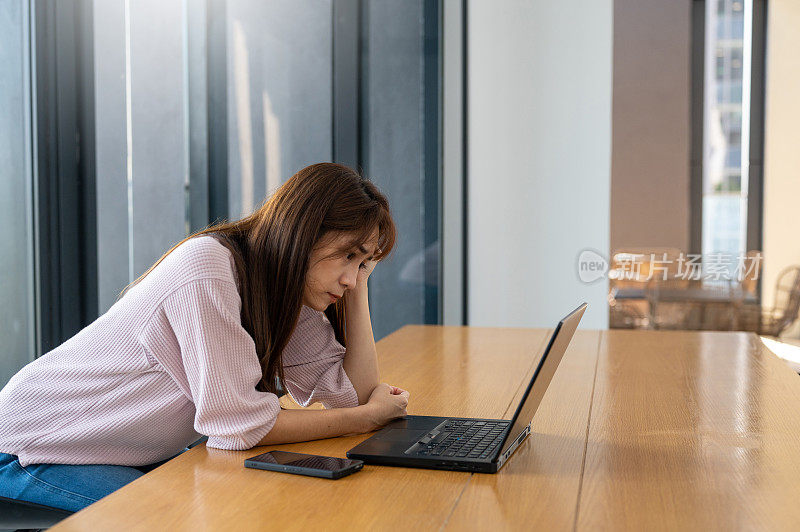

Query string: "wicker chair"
[[739, 266, 800, 336]]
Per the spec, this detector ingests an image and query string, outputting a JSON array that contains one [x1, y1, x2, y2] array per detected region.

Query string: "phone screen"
[[252, 451, 361, 472]]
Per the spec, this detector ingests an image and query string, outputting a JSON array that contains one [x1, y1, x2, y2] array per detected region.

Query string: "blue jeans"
[[0, 452, 181, 513]]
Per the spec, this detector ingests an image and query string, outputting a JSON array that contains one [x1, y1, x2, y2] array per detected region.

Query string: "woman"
[[0, 163, 409, 512]]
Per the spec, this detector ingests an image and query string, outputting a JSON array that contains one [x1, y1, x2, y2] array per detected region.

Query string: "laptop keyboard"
[[404, 419, 509, 460]]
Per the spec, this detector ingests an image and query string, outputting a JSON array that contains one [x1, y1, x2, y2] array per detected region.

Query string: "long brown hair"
[[122, 163, 396, 394]]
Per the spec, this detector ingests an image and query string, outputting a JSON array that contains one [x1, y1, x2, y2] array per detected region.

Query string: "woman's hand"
[[362, 382, 409, 431], [353, 255, 379, 295]]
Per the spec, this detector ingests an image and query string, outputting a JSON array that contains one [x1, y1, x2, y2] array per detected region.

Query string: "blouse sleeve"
[[161, 278, 281, 450], [281, 306, 360, 409]]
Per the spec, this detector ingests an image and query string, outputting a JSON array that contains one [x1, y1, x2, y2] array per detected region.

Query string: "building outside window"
[[702, 0, 752, 271]]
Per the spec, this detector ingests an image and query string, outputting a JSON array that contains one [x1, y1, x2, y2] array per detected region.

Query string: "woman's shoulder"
[[158, 235, 238, 287]]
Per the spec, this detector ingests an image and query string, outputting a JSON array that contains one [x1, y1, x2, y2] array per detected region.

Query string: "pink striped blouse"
[[0, 236, 359, 467]]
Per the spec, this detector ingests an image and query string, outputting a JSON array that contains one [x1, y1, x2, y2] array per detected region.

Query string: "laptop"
[[346, 303, 587, 473]]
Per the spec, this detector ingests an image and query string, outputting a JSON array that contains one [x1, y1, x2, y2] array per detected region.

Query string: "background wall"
[[467, 0, 612, 329], [762, 0, 800, 332], [610, 0, 691, 253]]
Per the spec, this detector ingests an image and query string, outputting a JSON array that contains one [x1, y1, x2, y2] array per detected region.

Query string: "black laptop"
[[347, 303, 587, 473]]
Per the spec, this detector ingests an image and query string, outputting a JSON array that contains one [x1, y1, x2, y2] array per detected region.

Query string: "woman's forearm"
[[342, 287, 380, 404], [256, 405, 373, 446]]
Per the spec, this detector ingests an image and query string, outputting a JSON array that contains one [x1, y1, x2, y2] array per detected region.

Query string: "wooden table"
[[52, 326, 800, 531], [612, 286, 759, 305], [611, 286, 759, 330]]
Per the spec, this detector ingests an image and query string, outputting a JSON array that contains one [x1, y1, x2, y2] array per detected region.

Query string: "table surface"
[[52, 326, 800, 531]]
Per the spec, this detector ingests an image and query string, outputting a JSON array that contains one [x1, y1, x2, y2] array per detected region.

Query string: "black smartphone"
[[244, 451, 364, 479]]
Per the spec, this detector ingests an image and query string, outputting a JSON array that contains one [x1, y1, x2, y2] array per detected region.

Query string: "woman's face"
[[302, 230, 379, 311]]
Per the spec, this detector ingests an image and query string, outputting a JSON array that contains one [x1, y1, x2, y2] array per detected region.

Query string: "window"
[[1, 0, 443, 385], [695, 0, 766, 280]]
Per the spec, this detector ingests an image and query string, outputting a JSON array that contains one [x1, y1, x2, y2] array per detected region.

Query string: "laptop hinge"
[[496, 423, 531, 471]]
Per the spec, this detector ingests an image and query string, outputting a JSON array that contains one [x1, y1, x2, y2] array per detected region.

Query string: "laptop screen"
[[497, 303, 587, 459]]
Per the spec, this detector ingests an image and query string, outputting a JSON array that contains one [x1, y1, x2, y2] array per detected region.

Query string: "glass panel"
[[702, 0, 751, 274], [94, 0, 130, 312], [362, 0, 440, 339], [226, 0, 333, 217], [221, 0, 440, 339], [95, 0, 191, 311], [0, 0, 36, 386], [129, 0, 191, 278]]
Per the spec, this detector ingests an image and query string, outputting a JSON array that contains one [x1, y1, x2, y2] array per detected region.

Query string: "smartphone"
[[244, 450, 364, 479]]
